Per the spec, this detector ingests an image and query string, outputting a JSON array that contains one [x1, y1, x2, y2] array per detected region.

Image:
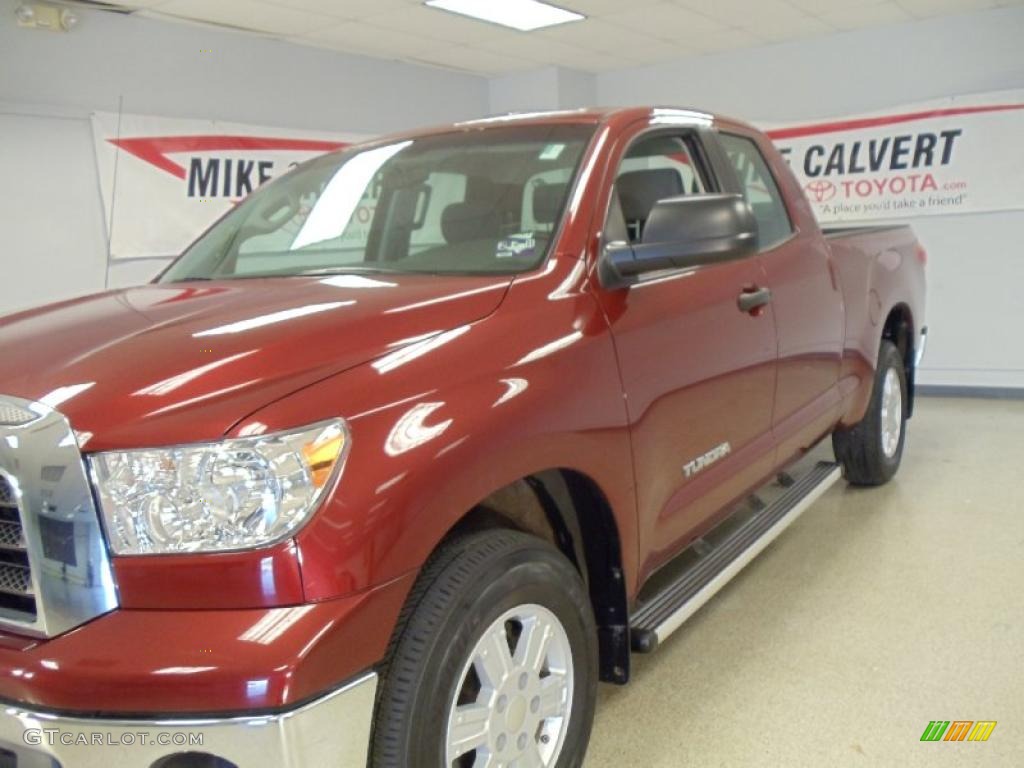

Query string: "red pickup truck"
[[0, 107, 925, 767]]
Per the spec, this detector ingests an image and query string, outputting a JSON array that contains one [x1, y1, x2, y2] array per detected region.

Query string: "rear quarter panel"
[[827, 226, 926, 424]]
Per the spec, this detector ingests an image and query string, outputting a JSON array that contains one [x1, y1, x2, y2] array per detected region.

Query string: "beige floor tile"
[[586, 397, 1024, 767]]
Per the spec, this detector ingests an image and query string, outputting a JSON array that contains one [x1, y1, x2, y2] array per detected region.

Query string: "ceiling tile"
[[692, 27, 767, 54], [602, 2, 728, 39], [677, 0, 809, 26], [407, 46, 536, 75], [755, 15, 835, 41], [299, 20, 442, 57], [109, 0, 1017, 78], [557, 0, 662, 15], [541, 48, 625, 72], [264, 0, 409, 18], [818, 1, 913, 28], [360, 5, 512, 43], [788, 0, 888, 12], [617, 36, 704, 64], [896, 0, 997, 16], [482, 33, 595, 65], [537, 17, 651, 51], [155, 0, 337, 35], [488, 34, 625, 71], [631, 36, 699, 58], [94, 0, 172, 8]]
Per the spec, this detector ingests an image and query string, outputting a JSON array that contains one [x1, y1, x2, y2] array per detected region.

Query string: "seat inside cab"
[[612, 136, 705, 244]]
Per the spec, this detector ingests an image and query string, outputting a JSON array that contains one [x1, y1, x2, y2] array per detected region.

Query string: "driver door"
[[589, 127, 779, 581]]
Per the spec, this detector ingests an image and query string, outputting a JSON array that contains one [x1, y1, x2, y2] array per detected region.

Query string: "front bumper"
[[0, 672, 376, 768]]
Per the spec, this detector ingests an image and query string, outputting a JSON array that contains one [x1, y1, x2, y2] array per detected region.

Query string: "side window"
[[719, 133, 793, 250], [613, 134, 706, 244]]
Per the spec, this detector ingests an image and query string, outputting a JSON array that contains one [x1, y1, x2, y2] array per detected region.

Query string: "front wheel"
[[371, 529, 598, 768], [833, 339, 908, 485]]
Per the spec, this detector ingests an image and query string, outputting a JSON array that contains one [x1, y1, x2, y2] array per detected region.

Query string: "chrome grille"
[[0, 403, 38, 426], [0, 475, 35, 621], [0, 520, 24, 550], [0, 563, 31, 594], [0, 394, 118, 637]]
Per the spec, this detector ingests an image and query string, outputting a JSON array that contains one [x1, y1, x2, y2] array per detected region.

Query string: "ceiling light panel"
[[425, 0, 585, 31]]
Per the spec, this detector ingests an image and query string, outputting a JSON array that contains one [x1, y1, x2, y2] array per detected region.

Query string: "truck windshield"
[[159, 124, 595, 281]]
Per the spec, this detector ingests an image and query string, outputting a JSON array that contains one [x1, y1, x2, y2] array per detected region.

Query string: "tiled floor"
[[586, 397, 1024, 767]]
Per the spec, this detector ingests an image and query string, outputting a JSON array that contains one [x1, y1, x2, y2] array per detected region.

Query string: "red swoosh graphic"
[[765, 103, 1024, 141], [107, 135, 350, 179]]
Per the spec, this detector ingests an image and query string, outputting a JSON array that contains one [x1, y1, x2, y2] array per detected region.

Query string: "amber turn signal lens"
[[302, 432, 346, 488]]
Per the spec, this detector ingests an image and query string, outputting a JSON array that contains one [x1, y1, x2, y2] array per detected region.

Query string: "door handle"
[[738, 286, 772, 314]]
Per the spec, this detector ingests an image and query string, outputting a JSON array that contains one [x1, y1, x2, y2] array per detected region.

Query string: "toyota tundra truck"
[[0, 107, 926, 767]]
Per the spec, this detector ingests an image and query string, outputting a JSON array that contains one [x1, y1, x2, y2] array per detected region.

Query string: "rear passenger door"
[[590, 125, 779, 581], [718, 132, 844, 465]]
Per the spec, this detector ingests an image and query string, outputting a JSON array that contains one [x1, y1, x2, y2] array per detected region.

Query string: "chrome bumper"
[[0, 673, 376, 767]]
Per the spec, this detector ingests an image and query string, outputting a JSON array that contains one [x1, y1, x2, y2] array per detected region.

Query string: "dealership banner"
[[91, 111, 368, 259], [93, 94, 1024, 256], [761, 90, 1024, 225]]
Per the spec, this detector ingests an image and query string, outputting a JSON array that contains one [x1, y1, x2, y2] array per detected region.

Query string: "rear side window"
[[719, 133, 793, 250]]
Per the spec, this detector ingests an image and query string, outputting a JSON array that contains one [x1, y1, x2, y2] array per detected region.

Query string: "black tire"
[[832, 340, 908, 486], [370, 529, 598, 768]]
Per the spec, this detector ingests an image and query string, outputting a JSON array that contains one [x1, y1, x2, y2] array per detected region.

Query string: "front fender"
[[235, 283, 637, 603]]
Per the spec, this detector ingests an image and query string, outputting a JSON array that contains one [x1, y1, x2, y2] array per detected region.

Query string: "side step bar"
[[630, 461, 841, 653]]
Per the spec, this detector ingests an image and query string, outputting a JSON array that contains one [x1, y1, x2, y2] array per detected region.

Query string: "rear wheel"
[[371, 529, 597, 768], [833, 340, 908, 485]]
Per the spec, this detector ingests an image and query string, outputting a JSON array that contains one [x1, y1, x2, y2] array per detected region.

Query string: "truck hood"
[[0, 274, 511, 450]]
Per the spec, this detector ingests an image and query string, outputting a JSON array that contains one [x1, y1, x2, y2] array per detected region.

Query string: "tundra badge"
[[683, 442, 732, 478]]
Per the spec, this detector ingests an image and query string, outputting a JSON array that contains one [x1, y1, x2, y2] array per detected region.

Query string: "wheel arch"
[[881, 302, 916, 416], [448, 468, 631, 685]]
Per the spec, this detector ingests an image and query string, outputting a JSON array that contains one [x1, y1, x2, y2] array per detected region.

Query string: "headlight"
[[90, 419, 348, 555]]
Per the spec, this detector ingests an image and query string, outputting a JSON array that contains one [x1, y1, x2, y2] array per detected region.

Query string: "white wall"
[[489, 66, 597, 114], [490, 68, 564, 113], [0, 110, 110, 313], [0, 0, 488, 314], [595, 6, 1024, 389]]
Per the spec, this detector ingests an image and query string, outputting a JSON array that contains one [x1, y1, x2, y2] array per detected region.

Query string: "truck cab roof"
[[365, 106, 758, 147]]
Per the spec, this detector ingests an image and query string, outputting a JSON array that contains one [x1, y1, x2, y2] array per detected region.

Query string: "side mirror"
[[601, 194, 758, 288]]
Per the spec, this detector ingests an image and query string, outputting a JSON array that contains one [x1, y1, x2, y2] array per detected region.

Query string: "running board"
[[630, 461, 841, 653]]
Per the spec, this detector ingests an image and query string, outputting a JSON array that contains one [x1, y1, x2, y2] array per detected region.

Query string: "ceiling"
[[90, 0, 1022, 75]]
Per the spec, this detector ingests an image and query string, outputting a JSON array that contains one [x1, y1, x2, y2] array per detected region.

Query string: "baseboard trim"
[[917, 385, 1024, 400]]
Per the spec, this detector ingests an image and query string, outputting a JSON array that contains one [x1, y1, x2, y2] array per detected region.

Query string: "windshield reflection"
[[158, 125, 596, 283]]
